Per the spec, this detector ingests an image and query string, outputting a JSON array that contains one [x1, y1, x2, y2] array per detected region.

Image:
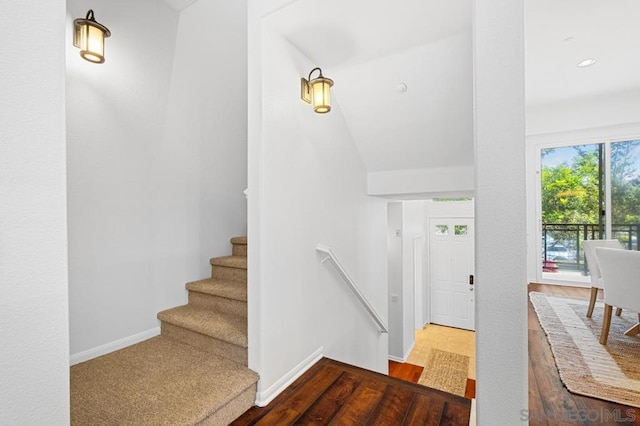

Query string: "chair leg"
[[586, 287, 598, 318], [600, 304, 613, 345], [615, 308, 622, 316]]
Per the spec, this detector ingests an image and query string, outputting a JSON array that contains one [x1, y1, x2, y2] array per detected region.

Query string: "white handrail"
[[316, 244, 389, 334]]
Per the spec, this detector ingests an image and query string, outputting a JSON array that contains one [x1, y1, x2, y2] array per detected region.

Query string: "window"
[[539, 140, 640, 279], [455, 225, 468, 236], [435, 225, 449, 235]]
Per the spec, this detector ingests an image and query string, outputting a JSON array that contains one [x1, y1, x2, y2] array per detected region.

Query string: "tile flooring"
[[406, 324, 476, 381]]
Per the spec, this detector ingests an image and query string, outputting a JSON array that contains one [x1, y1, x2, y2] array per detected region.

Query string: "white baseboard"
[[70, 327, 161, 366], [388, 341, 415, 363], [255, 346, 324, 407], [469, 398, 476, 426]]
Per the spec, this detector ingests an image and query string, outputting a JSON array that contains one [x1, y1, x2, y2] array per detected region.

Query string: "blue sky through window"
[[541, 144, 598, 168]]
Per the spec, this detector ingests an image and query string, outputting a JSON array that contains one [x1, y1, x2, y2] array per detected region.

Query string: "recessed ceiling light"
[[396, 83, 408, 94], [577, 58, 596, 68], [562, 36, 575, 43]]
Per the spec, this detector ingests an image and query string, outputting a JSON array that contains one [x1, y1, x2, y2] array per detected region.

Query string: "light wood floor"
[[528, 283, 640, 425]]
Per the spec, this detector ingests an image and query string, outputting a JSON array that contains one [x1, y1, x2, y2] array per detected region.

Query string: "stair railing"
[[316, 244, 389, 334]]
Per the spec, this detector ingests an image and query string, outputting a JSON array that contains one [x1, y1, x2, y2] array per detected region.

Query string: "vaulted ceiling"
[[163, 0, 640, 173], [267, 0, 473, 172]]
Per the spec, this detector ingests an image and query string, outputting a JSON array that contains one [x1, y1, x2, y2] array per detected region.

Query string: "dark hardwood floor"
[[528, 283, 640, 425], [232, 357, 471, 425], [234, 282, 640, 425], [388, 360, 424, 383]]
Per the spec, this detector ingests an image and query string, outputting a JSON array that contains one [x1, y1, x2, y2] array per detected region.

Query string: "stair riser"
[[161, 322, 247, 366], [232, 244, 247, 257], [211, 265, 247, 283], [199, 384, 257, 425], [188, 292, 247, 317]]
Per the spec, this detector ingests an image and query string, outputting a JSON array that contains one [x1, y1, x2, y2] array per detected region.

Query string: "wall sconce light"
[[301, 67, 334, 114], [73, 10, 111, 64]]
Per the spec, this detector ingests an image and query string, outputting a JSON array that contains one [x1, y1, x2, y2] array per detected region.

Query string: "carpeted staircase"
[[71, 237, 258, 426]]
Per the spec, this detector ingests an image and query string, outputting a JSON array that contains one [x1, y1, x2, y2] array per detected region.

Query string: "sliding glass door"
[[610, 140, 640, 250], [539, 140, 640, 280]]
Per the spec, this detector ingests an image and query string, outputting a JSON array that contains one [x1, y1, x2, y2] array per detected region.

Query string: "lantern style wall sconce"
[[300, 67, 334, 114], [73, 10, 111, 64]]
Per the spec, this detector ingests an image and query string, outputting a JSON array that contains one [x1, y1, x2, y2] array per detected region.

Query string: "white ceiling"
[[526, 0, 640, 107], [162, 0, 640, 173], [160, 0, 198, 11]]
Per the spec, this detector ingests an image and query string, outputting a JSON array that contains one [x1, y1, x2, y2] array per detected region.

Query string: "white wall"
[[158, 0, 248, 310], [67, 0, 248, 357], [249, 23, 388, 404], [475, 0, 528, 423], [527, 90, 640, 136], [388, 200, 426, 360], [0, 1, 70, 423], [368, 166, 474, 199], [403, 202, 426, 331], [387, 203, 404, 359]]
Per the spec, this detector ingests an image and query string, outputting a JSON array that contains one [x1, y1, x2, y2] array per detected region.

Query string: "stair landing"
[[71, 336, 258, 426], [232, 357, 471, 425]]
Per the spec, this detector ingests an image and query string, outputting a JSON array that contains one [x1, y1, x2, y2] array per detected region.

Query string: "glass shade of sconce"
[[300, 67, 334, 114], [73, 10, 111, 64]]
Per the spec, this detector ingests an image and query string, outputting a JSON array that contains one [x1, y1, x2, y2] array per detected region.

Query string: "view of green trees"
[[541, 141, 640, 226]]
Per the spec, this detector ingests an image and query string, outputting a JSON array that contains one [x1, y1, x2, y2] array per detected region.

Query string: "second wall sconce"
[[73, 10, 111, 64], [301, 67, 334, 114]]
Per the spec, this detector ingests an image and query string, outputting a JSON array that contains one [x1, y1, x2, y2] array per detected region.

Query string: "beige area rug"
[[418, 348, 469, 397], [530, 292, 640, 408]]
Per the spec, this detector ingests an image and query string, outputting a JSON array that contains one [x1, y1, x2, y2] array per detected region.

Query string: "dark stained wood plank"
[[440, 400, 475, 426], [234, 357, 470, 426], [295, 372, 362, 425], [388, 360, 424, 383], [328, 378, 387, 426], [365, 385, 415, 425], [402, 392, 445, 425], [230, 360, 329, 425], [528, 346, 549, 426], [253, 407, 299, 425], [464, 379, 476, 399], [253, 364, 342, 425]]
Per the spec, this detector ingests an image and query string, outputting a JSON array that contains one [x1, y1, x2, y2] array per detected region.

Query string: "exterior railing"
[[542, 223, 640, 273]]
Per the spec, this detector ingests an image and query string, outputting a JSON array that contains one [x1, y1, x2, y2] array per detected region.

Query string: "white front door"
[[429, 218, 475, 330]]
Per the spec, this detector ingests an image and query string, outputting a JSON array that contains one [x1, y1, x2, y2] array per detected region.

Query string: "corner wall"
[[474, 0, 528, 422], [0, 1, 70, 423], [67, 0, 248, 358], [248, 23, 388, 403]]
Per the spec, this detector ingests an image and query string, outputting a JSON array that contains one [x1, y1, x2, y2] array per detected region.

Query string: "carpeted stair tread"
[[210, 255, 247, 270], [186, 278, 247, 302], [230, 236, 247, 245], [71, 336, 258, 426], [158, 305, 247, 347]]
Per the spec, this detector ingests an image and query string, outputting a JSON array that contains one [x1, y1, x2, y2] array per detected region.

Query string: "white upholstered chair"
[[595, 247, 640, 345], [582, 239, 624, 318]]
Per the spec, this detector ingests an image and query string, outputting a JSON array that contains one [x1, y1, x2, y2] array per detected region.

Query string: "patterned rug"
[[418, 348, 469, 397], [529, 292, 640, 407]]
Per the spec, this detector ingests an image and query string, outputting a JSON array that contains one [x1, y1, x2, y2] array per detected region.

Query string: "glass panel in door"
[[611, 140, 640, 250], [540, 143, 604, 277]]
